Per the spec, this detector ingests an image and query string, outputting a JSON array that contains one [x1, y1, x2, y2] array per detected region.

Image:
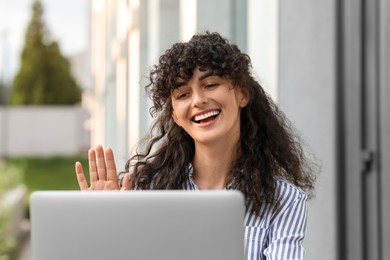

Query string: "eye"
[[205, 83, 218, 89], [172, 85, 191, 100], [202, 76, 221, 89], [175, 91, 191, 99]]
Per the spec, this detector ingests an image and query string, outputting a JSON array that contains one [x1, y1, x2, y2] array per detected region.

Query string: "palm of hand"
[[90, 179, 119, 190], [75, 145, 131, 191]]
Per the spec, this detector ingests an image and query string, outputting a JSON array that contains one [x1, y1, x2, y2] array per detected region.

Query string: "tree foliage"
[[0, 81, 8, 105], [10, 0, 81, 105]]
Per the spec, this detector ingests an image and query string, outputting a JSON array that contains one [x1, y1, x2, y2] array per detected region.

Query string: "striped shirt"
[[183, 166, 308, 260]]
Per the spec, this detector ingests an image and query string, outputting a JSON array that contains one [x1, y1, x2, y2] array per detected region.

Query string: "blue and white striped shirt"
[[183, 167, 308, 260]]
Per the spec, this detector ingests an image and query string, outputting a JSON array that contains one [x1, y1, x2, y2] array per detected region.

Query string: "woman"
[[75, 31, 317, 259]]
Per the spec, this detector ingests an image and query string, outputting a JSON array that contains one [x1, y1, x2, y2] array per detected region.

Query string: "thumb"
[[121, 172, 132, 190]]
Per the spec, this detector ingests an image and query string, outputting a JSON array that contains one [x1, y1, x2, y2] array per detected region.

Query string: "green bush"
[[0, 207, 18, 260], [0, 162, 23, 259], [0, 155, 87, 259], [0, 164, 23, 195]]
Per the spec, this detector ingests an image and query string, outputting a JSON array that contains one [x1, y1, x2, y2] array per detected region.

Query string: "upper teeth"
[[194, 111, 219, 121]]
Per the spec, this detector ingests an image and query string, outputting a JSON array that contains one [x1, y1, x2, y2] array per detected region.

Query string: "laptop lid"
[[30, 190, 245, 260]]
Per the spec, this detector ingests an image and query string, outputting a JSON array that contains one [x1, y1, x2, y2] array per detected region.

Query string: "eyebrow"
[[198, 71, 215, 81], [173, 81, 186, 89], [173, 70, 216, 89]]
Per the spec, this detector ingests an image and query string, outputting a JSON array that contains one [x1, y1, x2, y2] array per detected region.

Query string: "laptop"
[[30, 190, 245, 260]]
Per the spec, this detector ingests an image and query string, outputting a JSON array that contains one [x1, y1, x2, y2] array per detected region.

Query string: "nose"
[[192, 88, 208, 107]]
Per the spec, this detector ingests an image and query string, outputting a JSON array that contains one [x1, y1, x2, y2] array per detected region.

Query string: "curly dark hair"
[[126, 31, 317, 214]]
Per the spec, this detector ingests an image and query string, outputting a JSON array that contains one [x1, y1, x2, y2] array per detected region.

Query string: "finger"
[[75, 162, 89, 191], [105, 147, 118, 182], [88, 148, 98, 184], [121, 173, 132, 191], [95, 145, 107, 180]]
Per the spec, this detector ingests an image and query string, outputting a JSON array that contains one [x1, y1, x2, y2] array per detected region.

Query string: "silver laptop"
[[30, 190, 245, 260]]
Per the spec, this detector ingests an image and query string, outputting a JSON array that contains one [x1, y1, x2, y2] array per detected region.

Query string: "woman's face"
[[171, 68, 248, 146]]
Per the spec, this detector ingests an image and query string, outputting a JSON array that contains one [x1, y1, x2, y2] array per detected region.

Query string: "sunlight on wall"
[[179, 0, 197, 41], [248, 0, 278, 101], [91, 0, 107, 146], [128, 0, 140, 153], [93, 0, 105, 12]]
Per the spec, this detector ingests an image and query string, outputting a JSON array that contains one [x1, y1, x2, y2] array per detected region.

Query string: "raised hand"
[[75, 145, 132, 191]]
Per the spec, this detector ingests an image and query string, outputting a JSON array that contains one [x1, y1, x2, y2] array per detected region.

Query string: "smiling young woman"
[[171, 69, 248, 147], [75, 31, 318, 260]]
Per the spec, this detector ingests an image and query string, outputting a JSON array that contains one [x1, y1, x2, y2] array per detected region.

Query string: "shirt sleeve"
[[262, 191, 308, 260]]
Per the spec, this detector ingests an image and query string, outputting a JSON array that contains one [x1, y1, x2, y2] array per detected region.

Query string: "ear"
[[238, 88, 250, 108]]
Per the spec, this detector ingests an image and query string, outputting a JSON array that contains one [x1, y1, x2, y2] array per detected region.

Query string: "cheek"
[[172, 107, 187, 126], [228, 95, 242, 109], [171, 98, 182, 111], [171, 100, 188, 117]]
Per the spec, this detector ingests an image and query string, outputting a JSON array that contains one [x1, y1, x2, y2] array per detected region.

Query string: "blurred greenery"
[[0, 156, 87, 259], [0, 155, 88, 217], [0, 163, 22, 259], [0, 207, 17, 260], [9, 0, 81, 106], [0, 164, 23, 195], [2, 156, 88, 195]]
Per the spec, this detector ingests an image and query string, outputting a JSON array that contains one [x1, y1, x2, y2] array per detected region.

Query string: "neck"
[[192, 139, 239, 190]]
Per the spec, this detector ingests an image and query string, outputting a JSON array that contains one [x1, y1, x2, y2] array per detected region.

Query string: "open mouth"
[[192, 110, 220, 124]]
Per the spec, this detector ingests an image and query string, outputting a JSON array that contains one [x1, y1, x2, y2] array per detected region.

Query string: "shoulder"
[[274, 177, 307, 203], [245, 178, 307, 226], [244, 179, 309, 258], [271, 178, 308, 221]]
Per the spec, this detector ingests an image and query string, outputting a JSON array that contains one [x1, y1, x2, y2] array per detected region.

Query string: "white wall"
[[247, 0, 278, 101], [278, 1, 338, 259], [0, 107, 90, 157]]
